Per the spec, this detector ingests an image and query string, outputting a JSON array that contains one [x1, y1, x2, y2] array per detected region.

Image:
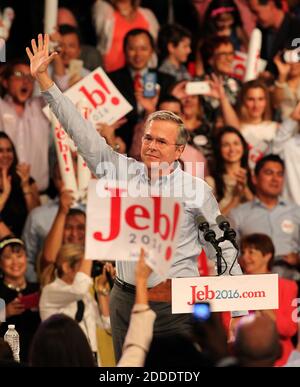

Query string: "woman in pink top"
[[93, 0, 159, 72]]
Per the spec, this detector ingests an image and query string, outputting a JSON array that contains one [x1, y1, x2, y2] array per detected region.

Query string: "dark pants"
[[109, 282, 193, 362]]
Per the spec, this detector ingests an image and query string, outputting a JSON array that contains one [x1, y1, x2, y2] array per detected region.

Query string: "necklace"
[[4, 280, 26, 292]]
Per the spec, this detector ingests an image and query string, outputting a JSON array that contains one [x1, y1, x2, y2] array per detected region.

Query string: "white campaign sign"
[[172, 274, 278, 313], [85, 180, 183, 279], [232, 51, 266, 81], [44, 67, 133, 125]]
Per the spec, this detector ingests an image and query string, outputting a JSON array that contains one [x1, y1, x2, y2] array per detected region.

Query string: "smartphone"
[[185, 81, 211, 95], [143, 72, 157, 98], [19, 292, 40, 310], [68, 59, 83, 78], [193, 301, 211, 322]]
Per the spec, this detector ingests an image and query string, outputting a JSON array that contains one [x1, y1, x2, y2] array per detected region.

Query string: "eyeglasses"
[[142, 134, 181, 149], [12, 71, 34, 82]]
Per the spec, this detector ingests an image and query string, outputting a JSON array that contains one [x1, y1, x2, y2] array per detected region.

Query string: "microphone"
[[196, 215, 217, 245], [216, 215, 239, 250], [197, 215, 224, 276]]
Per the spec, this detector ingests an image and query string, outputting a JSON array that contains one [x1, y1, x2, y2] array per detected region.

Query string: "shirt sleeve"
[[117, 304, 156, 367], [40, 272, 93, 315], [42, 83, 138, 180], [271, 118, 298, 154]]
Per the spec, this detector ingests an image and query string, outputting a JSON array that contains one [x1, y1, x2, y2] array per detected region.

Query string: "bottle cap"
[[8, 324, 15, 329]]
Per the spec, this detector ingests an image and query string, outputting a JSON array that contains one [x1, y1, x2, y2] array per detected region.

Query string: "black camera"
[[91, 260, 104, 278]]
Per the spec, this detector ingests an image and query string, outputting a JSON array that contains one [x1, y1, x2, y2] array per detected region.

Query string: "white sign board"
[[85, 180, 183, 279], [232, 51, 266, 81], [44, 67, 133, 125], [172, 274, 278, 313]]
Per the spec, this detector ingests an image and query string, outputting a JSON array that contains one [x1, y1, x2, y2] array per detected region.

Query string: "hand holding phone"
[[143, 72, 157, 98]]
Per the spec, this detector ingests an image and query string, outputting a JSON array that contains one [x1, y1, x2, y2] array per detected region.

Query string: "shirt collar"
[[140, 160, 182, 184], [252, 196, 287, 208], [129, 67, 149, 79]]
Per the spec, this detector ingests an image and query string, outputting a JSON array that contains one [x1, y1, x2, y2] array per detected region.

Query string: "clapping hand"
[[16, 163, 30, 186]]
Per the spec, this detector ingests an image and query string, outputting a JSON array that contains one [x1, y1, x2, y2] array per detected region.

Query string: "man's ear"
[[167, 42, 176, 56], [175, 144, 185, 160]]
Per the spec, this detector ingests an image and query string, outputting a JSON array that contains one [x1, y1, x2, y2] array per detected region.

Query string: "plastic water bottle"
[[4, 324, 20, 362]]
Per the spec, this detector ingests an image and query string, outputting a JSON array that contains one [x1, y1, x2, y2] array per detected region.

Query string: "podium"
[[171, 274, 278, 313]]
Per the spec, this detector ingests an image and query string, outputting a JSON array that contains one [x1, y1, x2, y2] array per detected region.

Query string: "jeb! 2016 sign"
[[85, 180, 183, 279]]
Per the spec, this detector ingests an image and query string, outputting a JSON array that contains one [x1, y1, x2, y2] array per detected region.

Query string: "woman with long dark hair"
[[206, 126, 254, 215], [0, 132, 40, 236]]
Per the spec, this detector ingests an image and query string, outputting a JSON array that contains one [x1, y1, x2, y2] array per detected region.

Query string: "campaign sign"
[[172, 274, 278, 313], [85, 180, 183, 279]]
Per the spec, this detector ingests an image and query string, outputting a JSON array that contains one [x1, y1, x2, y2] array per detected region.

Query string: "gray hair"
[[144, 110, 189, 146]]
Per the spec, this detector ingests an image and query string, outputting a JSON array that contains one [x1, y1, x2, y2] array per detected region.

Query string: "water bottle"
[[4, 324, 20, 362]]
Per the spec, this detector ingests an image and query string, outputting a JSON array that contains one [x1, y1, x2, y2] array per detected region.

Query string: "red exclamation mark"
[[63, 153, 70, 172], [93, 73, 120, 106], [165, 202, 180, 261], [82, 107, 90, 120]]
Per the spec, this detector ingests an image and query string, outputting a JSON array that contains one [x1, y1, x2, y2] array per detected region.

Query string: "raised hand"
[[135, 248, 152, 283], [16, 163, 30, 186], [274, 54, 291, 81], [206, 73, 226, 100], [26, 33, 58, 79]]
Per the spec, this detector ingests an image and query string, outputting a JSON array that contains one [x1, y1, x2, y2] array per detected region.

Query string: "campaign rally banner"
[[172, 274, 278, 313], [232, 51, 266, 81], [85, 180, 183, 279]]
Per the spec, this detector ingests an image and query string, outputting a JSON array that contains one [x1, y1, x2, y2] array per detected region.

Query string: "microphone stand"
[[198, 218, 225, 276]]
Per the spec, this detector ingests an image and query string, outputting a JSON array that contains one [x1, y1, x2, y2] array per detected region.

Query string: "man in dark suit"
[[249, 0, 300, 76], [108, 29, 176, 151]]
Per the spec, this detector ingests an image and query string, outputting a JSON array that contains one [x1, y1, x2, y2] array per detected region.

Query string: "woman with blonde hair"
[[93, 0, 159, 72], [39, 244, 112, 366]]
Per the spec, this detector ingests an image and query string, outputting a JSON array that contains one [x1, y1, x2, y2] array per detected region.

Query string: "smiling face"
[[0, 245, 27, 282], [0, 138, 14, 170], [220, 132, 244, 164], [4, 64, 34, 104], [63, 214, 86, 245], [169, 37, 192, 64], [125, 33, 154, 71], [141, 119, 184, 172], [239, 246, 271, 274], [210, 42, 235, 75]]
